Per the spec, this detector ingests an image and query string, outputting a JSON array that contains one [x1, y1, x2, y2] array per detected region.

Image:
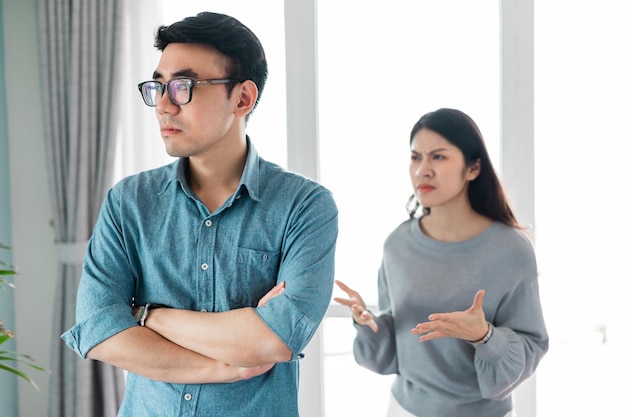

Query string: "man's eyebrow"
[[152, 69, 199, 79]]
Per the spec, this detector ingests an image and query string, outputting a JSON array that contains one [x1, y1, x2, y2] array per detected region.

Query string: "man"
[[62, 11, 338, 417]]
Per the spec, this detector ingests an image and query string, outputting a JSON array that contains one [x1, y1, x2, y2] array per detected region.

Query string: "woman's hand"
[[410, 289, 489, 342], [333, 280, 378, 332]]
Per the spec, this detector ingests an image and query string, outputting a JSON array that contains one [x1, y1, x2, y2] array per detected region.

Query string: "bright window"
[[317, 1, 500, 414], [535, 1, 626, 415]]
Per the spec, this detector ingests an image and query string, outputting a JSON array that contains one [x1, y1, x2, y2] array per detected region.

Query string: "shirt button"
[[201, 263, 209, 271], [200, 309, 207, 312], [205, 219, 212, 227], [184, 393, 192, 401], [235, 195, 241, 199]]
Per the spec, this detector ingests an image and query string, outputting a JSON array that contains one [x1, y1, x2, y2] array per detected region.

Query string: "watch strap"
[[133, 305, 146, 324], [139, 303, 152, 326], [134, 303, 168, 326]]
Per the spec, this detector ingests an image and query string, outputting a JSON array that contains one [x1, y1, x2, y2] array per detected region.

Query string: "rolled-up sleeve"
[[61, 187, 138, 358], [255, 187, 338, 360]]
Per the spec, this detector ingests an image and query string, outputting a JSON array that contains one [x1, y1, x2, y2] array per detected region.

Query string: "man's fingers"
[[258, 282, 285, 307]]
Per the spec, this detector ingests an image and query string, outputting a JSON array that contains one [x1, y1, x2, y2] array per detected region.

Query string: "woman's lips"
[[417, 184, 435, 192]]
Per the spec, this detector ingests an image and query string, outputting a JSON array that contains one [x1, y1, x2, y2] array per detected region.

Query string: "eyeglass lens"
[[141, 80, 191, 106]]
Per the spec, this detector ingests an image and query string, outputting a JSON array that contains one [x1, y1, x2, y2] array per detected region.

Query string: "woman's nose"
[[414, 161, 433, 178]]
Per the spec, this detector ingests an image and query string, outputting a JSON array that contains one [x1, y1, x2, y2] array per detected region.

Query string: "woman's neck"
[[419, 204, 493, 242]]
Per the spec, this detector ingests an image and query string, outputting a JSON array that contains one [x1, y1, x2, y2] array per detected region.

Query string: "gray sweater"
[[353, 219, 549, 417]]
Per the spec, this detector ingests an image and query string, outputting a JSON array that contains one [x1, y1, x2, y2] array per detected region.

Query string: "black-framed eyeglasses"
[[137, 78, 242, 107]]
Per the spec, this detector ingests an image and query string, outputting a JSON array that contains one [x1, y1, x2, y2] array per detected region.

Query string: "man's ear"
[[234, 80, 258, 117], [466, 158, 481, 181]]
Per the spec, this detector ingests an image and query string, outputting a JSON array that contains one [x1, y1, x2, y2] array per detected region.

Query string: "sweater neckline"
[[411, 217, 499, 250]]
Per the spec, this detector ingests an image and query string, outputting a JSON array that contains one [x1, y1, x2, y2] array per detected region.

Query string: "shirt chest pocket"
[[225, 247, 281, 309]]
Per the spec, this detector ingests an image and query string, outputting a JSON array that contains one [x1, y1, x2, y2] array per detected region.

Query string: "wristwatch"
[[468, 322, 494, 346], [133, 303, 166, 326]]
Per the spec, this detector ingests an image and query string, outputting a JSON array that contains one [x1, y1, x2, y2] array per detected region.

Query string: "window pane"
[[535, 1, 626, 416], [318, 1, 500, 414], [318, 0, 500, 305], [323, 317, 395, 417]]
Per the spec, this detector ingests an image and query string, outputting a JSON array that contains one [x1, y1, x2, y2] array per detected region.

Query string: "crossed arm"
[[87, 283, 290, 384]]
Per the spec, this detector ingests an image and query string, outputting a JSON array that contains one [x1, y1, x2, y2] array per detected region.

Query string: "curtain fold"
[[37, 1, 125, 416]]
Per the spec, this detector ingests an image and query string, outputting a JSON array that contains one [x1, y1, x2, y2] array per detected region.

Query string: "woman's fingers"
[[351, 304, 379, 332]]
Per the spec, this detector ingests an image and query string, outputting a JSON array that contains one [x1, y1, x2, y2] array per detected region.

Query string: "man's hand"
[[228, 282, 286, 378], [257, 281, 285, 307], [333, 280, 378, 332], [410, 289, 489, 342]]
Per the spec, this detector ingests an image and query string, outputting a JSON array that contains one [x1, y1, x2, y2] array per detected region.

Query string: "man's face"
[[152, 43, 240, 158]]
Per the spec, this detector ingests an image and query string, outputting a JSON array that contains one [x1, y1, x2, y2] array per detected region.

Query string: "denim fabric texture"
[[61, 139, 338, 417]]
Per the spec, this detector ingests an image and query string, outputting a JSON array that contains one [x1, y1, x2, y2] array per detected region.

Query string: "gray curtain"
[[37, 1, 125, 416]]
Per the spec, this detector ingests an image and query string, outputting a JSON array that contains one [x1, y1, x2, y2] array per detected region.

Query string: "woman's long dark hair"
[[407, 108, 521, 229]]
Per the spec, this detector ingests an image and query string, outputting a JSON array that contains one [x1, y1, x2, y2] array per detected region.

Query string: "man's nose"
[[155, 89, 179, 114]]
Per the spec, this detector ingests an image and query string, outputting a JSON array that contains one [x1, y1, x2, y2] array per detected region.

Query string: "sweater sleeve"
[[353, 313, 398, 374], [352, 261, 398, 375], [473, 278, 549, 400]]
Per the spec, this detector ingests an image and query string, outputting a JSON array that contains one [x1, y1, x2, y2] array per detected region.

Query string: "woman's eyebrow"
[[411, 147, 448, 155]]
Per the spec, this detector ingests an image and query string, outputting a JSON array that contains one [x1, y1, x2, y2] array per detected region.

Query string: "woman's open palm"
[[334, 280, 379, 332]]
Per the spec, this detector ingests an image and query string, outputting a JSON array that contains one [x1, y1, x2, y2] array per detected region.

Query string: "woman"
[[335, 108, 549, 417]]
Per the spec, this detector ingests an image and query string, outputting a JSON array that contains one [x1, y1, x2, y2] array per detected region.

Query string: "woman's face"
[[409, 128, 479, 211]]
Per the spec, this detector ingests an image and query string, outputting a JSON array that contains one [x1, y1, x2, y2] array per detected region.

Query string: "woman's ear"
[[233, 80, 258, 117], [466, 158, 481, 181]]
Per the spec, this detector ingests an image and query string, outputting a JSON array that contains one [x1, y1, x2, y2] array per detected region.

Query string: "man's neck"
[[186, 137, 248, 212]]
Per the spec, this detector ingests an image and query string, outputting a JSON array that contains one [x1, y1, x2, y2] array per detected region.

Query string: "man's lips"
[[161, 126, 181, 135]]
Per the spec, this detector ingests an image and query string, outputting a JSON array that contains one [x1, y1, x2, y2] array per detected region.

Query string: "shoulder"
[[258, 158, 321, 189], [111, 162, 177, 195], [258, 158, 337, 210], [382, 218, 415, 248], [485, 222, 537, 267], [387, 218, 414, 238], [488, 222, 534, 250]]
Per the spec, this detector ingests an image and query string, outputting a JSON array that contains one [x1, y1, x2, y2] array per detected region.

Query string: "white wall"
[[1, 1, 56, 416]]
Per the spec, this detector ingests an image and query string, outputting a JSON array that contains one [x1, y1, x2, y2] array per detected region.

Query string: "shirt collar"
[[159, 136, 262, 202], [239, 136, 261, 202]]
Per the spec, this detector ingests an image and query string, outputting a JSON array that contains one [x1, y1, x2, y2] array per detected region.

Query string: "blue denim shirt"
[[61, 139, 338, 417]]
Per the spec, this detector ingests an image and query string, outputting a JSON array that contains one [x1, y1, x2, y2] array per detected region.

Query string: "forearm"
[[145, 307, 292, 367], [86, 326, 268, 383]]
